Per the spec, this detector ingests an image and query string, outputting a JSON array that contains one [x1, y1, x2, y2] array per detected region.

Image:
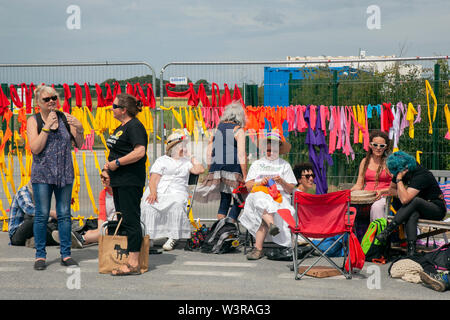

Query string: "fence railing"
[[1, 56, 449, 224]]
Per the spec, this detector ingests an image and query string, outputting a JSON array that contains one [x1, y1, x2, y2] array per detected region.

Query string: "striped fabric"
[[439, 182, 450, 210]]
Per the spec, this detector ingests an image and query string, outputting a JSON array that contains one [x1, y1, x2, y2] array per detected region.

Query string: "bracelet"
[[42, 128, 50, 133], [397, 179, 402, 183]]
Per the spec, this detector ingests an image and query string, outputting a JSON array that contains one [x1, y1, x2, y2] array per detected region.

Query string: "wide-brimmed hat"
[[258, 129, 291, 155], [166, 131, 187, 155]]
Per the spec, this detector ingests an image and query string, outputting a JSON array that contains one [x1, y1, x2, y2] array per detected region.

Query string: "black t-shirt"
[[106, 117, 148, 187], [392, 165, 443, 203]]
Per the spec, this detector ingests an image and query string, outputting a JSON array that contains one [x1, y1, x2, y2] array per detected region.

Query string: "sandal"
[[111, 264, 141, 276]]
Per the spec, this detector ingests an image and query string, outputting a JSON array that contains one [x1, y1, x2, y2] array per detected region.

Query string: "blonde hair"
[[34, 85, 59, 107]]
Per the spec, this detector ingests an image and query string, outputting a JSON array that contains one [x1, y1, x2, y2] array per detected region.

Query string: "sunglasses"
[[42, 95, 58, 103], [112, 104, 124, 109], [370, 142, 387, 149], [302, 174, 315, 179]]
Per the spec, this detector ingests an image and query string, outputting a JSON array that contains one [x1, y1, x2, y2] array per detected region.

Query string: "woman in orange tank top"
[[351, 130, 392, 221]]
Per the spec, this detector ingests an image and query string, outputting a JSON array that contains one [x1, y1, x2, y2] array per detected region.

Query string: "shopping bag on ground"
[[98, 218, 150, 274]]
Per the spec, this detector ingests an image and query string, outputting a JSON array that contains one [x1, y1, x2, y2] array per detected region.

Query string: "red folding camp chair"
[[278, 189, 361, 280]]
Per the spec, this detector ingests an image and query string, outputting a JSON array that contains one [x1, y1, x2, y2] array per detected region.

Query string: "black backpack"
[[35, 110, 77, 146], [422, 243, 450, 271], [201, 217, 240, 254]]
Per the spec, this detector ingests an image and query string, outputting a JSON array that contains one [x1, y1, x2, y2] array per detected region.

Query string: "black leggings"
[[112, 186, 143, 253], [392, 197, 446, 241]]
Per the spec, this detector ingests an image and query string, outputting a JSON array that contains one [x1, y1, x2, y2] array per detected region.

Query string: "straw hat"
[[166, 131, 186, 155], [259, 129, 291, 155]]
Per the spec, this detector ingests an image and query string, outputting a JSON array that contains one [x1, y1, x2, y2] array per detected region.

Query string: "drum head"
[[351, 190, 377, 204]]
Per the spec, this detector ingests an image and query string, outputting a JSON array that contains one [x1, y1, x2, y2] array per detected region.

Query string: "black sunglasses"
[[112, 103, 124, 109], [42, 95, 58, 102], [302, 174, 315, 179], [371, 142, 387, 149]]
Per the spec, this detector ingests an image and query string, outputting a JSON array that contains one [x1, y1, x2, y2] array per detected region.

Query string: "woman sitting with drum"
[[351, 130, 392, 222]]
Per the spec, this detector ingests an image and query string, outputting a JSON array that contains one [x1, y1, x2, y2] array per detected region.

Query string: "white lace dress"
[[140, 155, 193, 240]]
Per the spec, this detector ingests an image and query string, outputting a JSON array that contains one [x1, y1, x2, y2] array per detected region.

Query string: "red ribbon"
[[84, 83, 92, 111], [74, 83, 83, 108], [62, 83, 72, 113], [0, 86, 11, 116], [95, 83, 105, 108], [104, 83, 113, 106]]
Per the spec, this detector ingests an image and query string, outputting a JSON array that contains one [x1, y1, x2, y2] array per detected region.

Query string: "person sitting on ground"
[[376, 151, 447, 256], [351, 130, 392, 221], [239, 130, 297, 260], [140, 131, 205, 251], [8, 182, 59, 247], [65, 169, 117, 247]]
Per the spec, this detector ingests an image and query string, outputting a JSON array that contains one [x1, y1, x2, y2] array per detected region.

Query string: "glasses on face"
[[302, 174, 315, 179], [371, 142, 387, 149], [42, 95, 58, 103], [112, 104, 124, 109]]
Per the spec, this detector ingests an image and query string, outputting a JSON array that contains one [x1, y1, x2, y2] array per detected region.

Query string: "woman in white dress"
[[141, 131, 205, 251], [239, 130, 297, 260]]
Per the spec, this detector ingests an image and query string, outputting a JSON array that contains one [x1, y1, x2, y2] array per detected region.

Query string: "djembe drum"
[[351, 190, 377, 242]]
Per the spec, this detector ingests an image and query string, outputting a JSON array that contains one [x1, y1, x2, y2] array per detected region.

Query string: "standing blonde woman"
[[27, 85, 84, 270]]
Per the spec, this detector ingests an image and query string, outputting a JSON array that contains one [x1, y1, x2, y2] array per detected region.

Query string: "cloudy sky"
[[0, 0, 449, 83]]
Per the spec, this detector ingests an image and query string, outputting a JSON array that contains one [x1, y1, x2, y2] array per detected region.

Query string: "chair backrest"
[[293, 190, 352, 238]]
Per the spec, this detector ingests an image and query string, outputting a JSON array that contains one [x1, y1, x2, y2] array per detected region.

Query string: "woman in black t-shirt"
[[104, 93, 148, 276], [376, 151, 446, 256]]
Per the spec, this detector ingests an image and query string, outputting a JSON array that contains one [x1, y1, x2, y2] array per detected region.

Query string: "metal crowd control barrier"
[[158, 56, 449, 222], [0, 61, 159, 161]]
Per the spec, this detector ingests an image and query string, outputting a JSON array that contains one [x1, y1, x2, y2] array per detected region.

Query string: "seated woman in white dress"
[[239, 130, 297, 260], [141, 131, 205, 251]]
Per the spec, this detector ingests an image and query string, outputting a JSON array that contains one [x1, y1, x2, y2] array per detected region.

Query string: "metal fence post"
[[432, 63, 440, 169], [332, 70, 339, 184]]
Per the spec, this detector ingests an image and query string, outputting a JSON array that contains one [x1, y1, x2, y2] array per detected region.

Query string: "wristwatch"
[[115, 159, 121, 167]]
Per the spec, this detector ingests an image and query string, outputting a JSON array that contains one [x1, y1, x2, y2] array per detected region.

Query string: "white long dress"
[[238, 157, 297, 248], [140, 155, 193, 240]]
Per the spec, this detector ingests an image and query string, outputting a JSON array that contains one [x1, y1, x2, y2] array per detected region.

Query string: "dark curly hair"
[[293, 162, 314, 181]]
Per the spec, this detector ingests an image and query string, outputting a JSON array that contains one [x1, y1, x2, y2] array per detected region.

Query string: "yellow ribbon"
[[416, 150, 422, 164], [6, 151, 16, 195], [93, 150, 102, 176], [71, 151, 81, 212], [444, 104, 450, 139], [82, 152, 99, 216], [0, 199, 8, 232], [406, 102, 418, 139], [425, 80, 437, 134]]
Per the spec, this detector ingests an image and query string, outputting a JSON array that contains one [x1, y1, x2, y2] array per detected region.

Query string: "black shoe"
[[376, 221, 398, 244], [61, 257, 79, 267], [407, 240, 417, 257], [71, 231, 85, 249], [34, 259, 46, 271]]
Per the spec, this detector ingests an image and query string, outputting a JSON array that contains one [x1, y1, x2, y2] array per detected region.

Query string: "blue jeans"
[[218, 192, 242, 220], [32, 183, 73, 260]]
